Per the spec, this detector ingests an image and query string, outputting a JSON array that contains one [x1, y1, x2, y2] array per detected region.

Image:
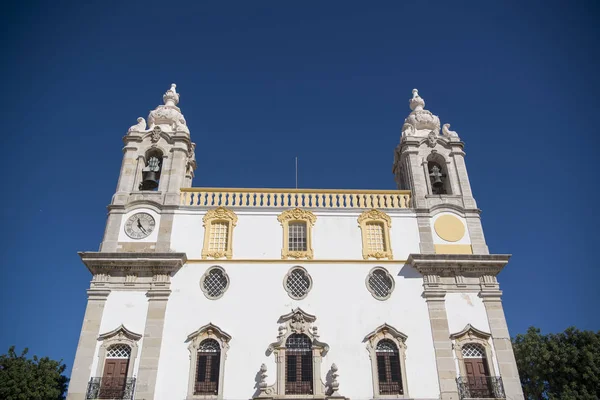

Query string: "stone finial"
[[163, 83, 180, 106], [409, 88, 425, 111], [329, 363, 340, 395], [442, 123, 459, 138], [259, 364, 268, 389], [127, 117, 147, 133]]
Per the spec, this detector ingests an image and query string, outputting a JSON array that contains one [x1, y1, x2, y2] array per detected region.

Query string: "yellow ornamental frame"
[[358, 209, 393, 260], [201, 207, 238, 260], [277, 208, 316, 260]]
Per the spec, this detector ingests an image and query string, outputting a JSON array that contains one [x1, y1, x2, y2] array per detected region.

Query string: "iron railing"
[[85, 377, 136, 400], [456, 376, 505, 399]]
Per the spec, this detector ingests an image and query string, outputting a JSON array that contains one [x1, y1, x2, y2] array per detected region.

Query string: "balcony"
[[180, 188, 412, 209], [456, 376, 505, 399], [85, 377, 136, 400]]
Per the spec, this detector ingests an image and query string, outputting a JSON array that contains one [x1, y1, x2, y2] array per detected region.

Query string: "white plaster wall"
[[170, 209, 420, 261], [90, 291, 149, 379], [116, 207, 162, 243], [445, 293, 499, 377], [154, 261, 438, 400], [430, 212, 472, 245]]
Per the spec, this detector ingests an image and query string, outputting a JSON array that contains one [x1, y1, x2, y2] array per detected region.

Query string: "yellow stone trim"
[[201, 207, 238, 260], [434, 244, 473, 254], [434, 215, 465, 242], [357, 209, 393, 260], [277, 208, 316, 260]]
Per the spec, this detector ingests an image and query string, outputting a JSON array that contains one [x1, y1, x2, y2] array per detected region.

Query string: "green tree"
[[0, 346, 69, 400], [513, 326, 600, 399]]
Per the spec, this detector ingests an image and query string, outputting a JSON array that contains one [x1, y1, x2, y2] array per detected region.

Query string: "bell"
[[432, 176, 444, 187], [140, 170, 159, 190]]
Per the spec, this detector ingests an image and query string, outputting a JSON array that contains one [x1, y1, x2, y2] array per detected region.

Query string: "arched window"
[[195, 339, 221, 395], [186, 323, 231, 400], [363, 324, 409, 398], [285, 334, 313, 395], [376, 340, 403, 395], [140, 149, 163, 191], [427, 153, 452, 195]]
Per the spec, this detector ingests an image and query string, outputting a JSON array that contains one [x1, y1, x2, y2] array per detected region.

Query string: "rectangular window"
[[366, 222, 386, 253], [195, 353, 219, 395], [285, 350, 313, 394], [209, 222, 229, 253], [288, 222, 307, 252]]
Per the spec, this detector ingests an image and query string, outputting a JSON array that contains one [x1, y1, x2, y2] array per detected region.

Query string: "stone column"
[[99, 212, 122, 252], [465, 214, 489, 255], [449, 148, 477, 209], [480, 291, 524, 399], [155, 212, 174, 252], [67, 289, 110, 400], [135, 289, 171, 400], [424, 290, 459, 400]]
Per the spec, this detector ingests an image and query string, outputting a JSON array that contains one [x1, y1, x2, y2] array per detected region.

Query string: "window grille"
[[209, 221, 229, 252], [367, 268, 394, 299], [195, 339, 221, 395], [288, 222, 307, 252], [462, 343, 485, 358], [285, 334, 313, 395], [202, 268, 229, 299], [376, 339, 403, 395], [106, 344, 131, 359], [366, 222, 386, 253], [285, 268, 312, 299]]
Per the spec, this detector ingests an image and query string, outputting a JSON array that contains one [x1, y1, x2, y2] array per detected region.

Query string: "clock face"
[[124, 212, 156, 239]]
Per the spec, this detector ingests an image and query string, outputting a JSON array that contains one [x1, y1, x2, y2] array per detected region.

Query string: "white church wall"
[[154, 262, 439, 400], [445, 293, 500, 377], [90, 291, 149, 379], [170, 209, 420, 261]]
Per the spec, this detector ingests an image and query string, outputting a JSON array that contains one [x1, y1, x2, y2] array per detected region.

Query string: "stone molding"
[[277, 209, 316, 260], [80, 252, 186, 290], [408, 254, 510, 277], [450, 324, 498, 380], [201, 207, 238, 260]]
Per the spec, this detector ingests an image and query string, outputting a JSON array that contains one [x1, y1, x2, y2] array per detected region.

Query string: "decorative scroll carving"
[[357, 209, 393, 260], [201, 207, 238, 260], [277, 209, 316, 260]]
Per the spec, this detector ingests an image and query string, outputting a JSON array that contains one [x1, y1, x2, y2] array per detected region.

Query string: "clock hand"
[[137, 218, 147, 234]]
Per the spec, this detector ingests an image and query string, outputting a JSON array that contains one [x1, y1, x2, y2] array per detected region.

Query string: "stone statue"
[[442, 123, 459, 137], [128, 117, 146, 133]]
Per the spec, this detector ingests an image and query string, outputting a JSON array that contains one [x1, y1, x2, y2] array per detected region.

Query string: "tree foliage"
[[0, 346, 68, 400], [513, 326, 600, 399]]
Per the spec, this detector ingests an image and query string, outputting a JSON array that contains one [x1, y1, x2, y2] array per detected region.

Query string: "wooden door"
[[99, 358, 129, 399], [464, 358, 490, 398]]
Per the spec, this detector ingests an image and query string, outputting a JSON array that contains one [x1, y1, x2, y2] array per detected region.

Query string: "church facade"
[[67, 85, 524, 400]]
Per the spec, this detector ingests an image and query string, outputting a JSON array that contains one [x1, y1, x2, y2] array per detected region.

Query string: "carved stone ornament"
[[266, 308, 328, 355], [147, 83, 190, 134], [402, 88, 441, 137], [442, 123, 459, 138], [277, 208, 316, 225], [150, 126, 162, 143], [127, 117, 147, 134], [202, 207, 238, 226], [357, 209, 392, 226], [427, 131, 438, 147]]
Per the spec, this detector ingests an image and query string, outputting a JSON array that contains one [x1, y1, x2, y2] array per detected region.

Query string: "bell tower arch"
[[100, 83, 197, 252]]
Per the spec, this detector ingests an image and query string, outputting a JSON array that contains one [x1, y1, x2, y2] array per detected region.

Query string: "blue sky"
[[1, 1, 598, 377]]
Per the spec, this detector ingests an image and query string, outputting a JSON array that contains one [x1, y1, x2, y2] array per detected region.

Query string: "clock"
[[124, 212, 156, 239]]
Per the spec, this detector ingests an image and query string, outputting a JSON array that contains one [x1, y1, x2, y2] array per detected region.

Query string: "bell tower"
[[392, 89, 488, 254], [100, 83, 197, 252]]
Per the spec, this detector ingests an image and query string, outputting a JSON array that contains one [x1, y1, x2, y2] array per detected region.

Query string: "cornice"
[[80, 252, 187, 276], [408, 253, 511, 277]]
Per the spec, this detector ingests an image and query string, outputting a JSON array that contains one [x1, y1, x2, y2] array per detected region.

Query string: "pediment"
[[277, 307, 316, 324], [186, 322, 232, 343], [363, 323, 408, 343], [98, 324, 142, 342], [450, 324, 491, 340]]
